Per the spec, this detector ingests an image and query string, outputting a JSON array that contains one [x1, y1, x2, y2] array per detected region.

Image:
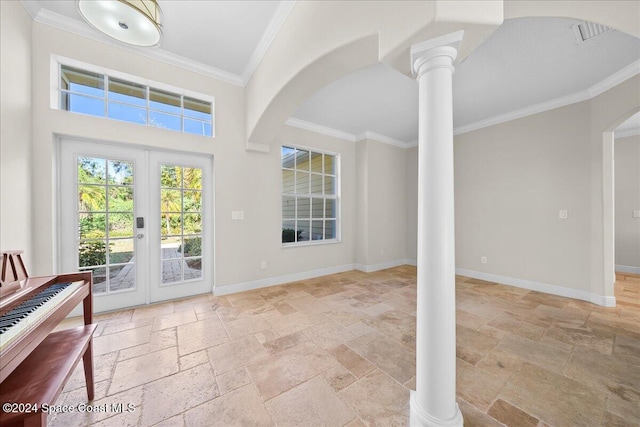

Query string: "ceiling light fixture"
[[77, 0, 163, 47]]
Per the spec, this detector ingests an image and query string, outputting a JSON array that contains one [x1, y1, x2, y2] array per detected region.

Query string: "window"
[[59, 65, 214, 137], [282, 146, 338, 244]]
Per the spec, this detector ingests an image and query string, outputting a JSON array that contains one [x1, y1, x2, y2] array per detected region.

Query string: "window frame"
[[52, 56, 215, 138], [281, 144, 341, 247]]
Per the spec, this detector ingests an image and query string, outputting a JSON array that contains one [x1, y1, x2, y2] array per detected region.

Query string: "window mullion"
[[146, 86, 150, 125], [104, 74, 109, 119]]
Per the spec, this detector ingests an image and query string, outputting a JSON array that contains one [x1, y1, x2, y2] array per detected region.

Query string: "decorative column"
[[409, 31, 463, 427]]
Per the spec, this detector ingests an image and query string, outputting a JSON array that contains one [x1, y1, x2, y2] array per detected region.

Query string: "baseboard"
[[355, 259, 414, 273], [616, 265, 640, 274], [455, 268, 616, 308], [214, 264, 355, 296]]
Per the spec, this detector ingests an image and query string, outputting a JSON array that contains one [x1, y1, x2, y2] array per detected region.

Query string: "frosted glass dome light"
[[78, 0, 162, 47]]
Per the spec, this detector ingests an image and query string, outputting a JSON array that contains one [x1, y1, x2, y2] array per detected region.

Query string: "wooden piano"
[[0, 252, 95, 427]]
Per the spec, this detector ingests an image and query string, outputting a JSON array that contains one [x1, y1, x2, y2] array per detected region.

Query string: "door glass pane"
[[184, 259, 202, 280], [78, 157, 106, 183], [161, 213, 182, 236], [81, 267, 106, 293], [78, 185, 106, 211], [182, 237, 201, 258], [161, 236, 181, 259], [162, 259, 182, 284], [160, 164, 204, 285], [108, 161, 134, 185], [184, 214, 202, 234], [77, 156, 136, 295], [183, 168, 202, 189], [184, 191, 201, 211], [110, 239, 134, 264], [79, 213, 106, 240], [109, 264, 135, 291], [161, 165, 182, 187], [161, 189, 182, 212], [109, 187, 134, 211], [109, 213, 134, 237], [79, 240, 107, 267]]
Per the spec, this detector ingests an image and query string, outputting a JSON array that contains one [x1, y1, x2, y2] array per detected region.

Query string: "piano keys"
[[0, 280, 84, 352], [0, 271, 95, 427]]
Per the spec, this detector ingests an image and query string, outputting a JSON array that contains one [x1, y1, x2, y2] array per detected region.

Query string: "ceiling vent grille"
[[574, 21, 613, 42]]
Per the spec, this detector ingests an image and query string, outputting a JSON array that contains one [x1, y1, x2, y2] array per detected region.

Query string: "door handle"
[[137, 233, 144, 239]]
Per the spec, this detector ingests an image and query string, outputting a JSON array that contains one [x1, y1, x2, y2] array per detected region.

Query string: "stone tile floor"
[[50, 267, 640, 426]]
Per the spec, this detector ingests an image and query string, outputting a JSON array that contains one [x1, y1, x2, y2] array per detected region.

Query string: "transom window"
[[59, 65, 214, 137], [282, 146, 339, 245]]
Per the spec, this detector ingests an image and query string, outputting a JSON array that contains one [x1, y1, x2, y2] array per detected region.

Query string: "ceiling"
[[23, 0, 288, 83], [293, 17, 640, 142], [23, 2, 640, 143]]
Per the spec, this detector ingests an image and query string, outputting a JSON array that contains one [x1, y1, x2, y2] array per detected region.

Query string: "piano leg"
[[22, 410, 47, 427], [83, 340, 95, 401]]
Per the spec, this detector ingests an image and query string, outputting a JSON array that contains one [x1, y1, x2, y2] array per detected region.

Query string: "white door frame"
[[58, 137, 214, 312]]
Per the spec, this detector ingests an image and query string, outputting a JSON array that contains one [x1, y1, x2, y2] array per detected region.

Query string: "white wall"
[[614, 135, 640, 271], [405, 76, 639, 304], [454, 101, 593, 290], [27, 22, 356, 294], [0, 2, 33, 270], [405, 145, 418, 261], [354, 139, 407, 270]]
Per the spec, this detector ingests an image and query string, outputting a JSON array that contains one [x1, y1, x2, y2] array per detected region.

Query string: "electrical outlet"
[[634, 210, 640, 218], [480, 256, 487, 264], [559, 210, 568, 219], [261, 261, 267, 269]]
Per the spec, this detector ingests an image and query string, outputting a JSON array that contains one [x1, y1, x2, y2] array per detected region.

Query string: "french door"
[[59, 139, 213, 313]]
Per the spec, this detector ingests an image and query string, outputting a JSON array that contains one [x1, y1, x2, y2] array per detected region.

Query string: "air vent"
[[574, 21, 613, 42]]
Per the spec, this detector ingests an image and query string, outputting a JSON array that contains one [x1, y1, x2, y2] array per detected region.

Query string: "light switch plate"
[[634, 210, 640, 218], [232, 211, 244, 220]]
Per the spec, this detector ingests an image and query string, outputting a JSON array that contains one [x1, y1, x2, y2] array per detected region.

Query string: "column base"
[[410, 391, 463, 427]]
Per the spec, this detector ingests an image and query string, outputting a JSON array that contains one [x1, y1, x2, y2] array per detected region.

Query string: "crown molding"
[[285, 118, 357, 142], [455, 59, 640, 135], [588, 59, 640, 98], [615, 127, 640, 139], [241, 1, 296, 86], [356, 131, 409, 149], [30, 8, 245, 87]]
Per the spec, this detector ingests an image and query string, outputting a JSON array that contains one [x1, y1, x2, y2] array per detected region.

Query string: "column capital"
[[411, 30, 463, 79]]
